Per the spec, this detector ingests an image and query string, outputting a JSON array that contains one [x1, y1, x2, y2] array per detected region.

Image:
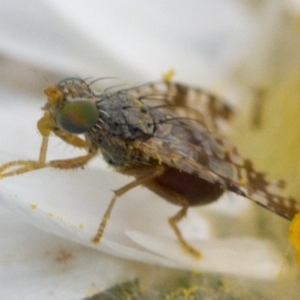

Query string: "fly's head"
[[42, 78, 99, 135]]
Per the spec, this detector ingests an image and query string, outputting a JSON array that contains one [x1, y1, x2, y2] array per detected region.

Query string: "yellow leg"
[[0, 111, 96, 179], [169, 206, 202, 259], [0, 160, 46, 178], [0, 152, 95, 179], [0, 134, 49, 178], [47, 153, 95, 169], [1, 137, 95, 179], [92, 167, 164, 244]]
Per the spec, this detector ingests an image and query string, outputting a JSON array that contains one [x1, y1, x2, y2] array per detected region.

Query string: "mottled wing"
[[125, 82, 233, 132], [131, 85, 300, 220]]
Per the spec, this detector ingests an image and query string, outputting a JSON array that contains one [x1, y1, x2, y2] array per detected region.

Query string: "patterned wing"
[[130, 84, 300, 220], [125, 82, 233, 132]]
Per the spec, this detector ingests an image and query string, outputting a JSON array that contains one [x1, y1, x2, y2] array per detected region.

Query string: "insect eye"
[[56, 100, 99, 134]]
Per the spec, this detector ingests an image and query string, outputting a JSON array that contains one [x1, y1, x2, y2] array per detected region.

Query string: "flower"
[[0, 1, 299, 299]]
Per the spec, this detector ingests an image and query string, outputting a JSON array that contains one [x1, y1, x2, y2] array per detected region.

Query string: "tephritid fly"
[[1, 77, 300, 258]]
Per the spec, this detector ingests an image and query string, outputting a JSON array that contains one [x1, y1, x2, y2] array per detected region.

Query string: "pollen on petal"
[[289, 212, 300, 266]]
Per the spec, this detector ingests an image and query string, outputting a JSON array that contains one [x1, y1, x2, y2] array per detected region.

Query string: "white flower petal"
[[0, 0, 266, 85], [127, 231, 283, 279], [44, 0, 251, 83], [0, 1, 140, 79], [0, 206, 159, 300]]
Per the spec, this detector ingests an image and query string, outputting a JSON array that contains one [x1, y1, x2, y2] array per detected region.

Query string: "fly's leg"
[[0, 113, 51, 178], [0, 159, 46, 178], [169, 206, 201, 259], [0, 112, 95, 179], [143, 177, 202, 259], [94, 165, 201, 259], [0, 152, 95, 178], [92, 166, 165, 244]]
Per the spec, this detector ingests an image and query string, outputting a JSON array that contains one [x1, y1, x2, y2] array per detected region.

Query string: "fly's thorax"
[[87, 91, 165, 167], [93, 92, 161, 141]]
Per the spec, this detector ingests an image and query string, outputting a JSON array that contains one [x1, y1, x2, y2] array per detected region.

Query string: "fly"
[[1, 77, 300, 258]]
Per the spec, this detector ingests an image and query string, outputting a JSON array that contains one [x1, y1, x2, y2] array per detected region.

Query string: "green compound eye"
[[56, 100, 99, 134]]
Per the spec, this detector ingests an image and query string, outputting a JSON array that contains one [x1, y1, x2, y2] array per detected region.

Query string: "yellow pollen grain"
[[156, 153, 162, 165], [162, 68, 175, 82], [239, 178, 247, 185], [30, 203, 37, 210], [132, 98, 142, 108], [289, 213, 300, 266]]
